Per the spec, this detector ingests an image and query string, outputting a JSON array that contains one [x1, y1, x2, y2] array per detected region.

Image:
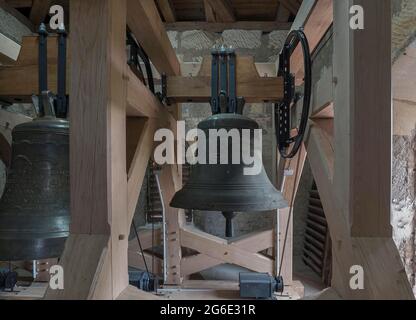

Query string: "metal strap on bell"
[[0, 24, 70, 261]]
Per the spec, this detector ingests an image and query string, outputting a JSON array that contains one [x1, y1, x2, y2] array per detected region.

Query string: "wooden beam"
[[181, 229, 274, 276], [128, 228, 163, 251], [311, 102, 334, 119], [333, 0, 391, 237], [290, 0, 333, 83], [278, 0, 300, 15], [205, 0, 235, 22], [165, 21, 292, 32], [127, 0, 180, 76], [307, 124, 413, 299], [0, 32, 21, 65], [155, 0, 176, 23], [159, 165, 184, 285], [5, 0, 33, 8], [128, 250, 163, 275], [46, 0, 128, 300], [29, 0, 51, 27], [167, 56, 284, 103], [203, 0, 215, 22], [181, 227, 274, 274], [127, 118, 158, 222], [276, 2, 291, 22]]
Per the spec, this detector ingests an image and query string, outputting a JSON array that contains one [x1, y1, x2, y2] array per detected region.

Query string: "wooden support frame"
[[0, 32, 21, 65], [300, 0, 414, 300], [2, 0, 410, 300], [180, 228, 275, 277], [274, 0, 333, 288], [167, 55, 283, 104]]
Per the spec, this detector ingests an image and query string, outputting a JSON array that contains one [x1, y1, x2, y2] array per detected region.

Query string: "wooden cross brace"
[[180, 226, 275, 277]]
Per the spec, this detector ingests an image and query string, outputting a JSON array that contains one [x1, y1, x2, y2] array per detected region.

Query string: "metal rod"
[[210, 49, 220, 114], [227, 49, 237, 113], [57, 24, 67, 118], [38, 23, 48, 116], [219, 46, 228, 114]]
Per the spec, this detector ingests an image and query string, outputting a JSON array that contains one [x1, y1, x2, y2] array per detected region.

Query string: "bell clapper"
[[222, 211, 238, 238]]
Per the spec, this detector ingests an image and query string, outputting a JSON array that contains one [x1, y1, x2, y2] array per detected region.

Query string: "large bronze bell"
[[0, 117, 69, 261], [171, 113, 287, 237]]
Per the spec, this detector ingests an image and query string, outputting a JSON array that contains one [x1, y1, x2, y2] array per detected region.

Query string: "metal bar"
[[210, 50, 219, 114], [227, 49, 237, 113], [219, 46, 228, 114], [56, 24, 67, 118], [38, 23, 48, 116]]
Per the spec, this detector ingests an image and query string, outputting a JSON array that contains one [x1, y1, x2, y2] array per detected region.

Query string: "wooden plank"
[[203, 0, 215, 22], [181, 229, 274, 276], [129, 228, 163, 251], [29, 0, 52, 26], [5, 0, 33, 8], [0, 36, 67, 103], [155, 0, 176, 23], [48, 0, 128, 300], [182, 280, 239, 290], [127, 0, 180, 76], [278, 0, 300, 15], [181, 227, 274, 274], [116, 285, 163, 300], [276, 2, 291, 22], [159, 165, 183, 285], [290, 0, 333, 83], [333, 0, 391, 237], [128, 250, 163, 276], [165, 21, 292, 32], [167, 56, 284, 103], [126, 118, 157, 222], [44, 234, 110, 299], [0, 32, 21, 65], [181, 254, 222, 277], [311, 101, 334, 119], [205, 0, 235, 22]]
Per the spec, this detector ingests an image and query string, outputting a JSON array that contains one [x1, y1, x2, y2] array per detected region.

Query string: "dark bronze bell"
[[0, 117, 69, 261], [171, 113, 287, 237]]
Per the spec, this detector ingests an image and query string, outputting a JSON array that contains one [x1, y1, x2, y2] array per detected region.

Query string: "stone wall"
[[168, 29, 288, 63]]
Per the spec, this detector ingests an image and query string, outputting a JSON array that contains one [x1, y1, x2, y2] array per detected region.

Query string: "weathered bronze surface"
[[171, 113, 287, 214], [0, 117, 69, 261]]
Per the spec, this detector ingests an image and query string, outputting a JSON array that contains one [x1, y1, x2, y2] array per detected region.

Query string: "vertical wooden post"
[[277, 144, 307, 284], [45, 0, 128, 300], [333, 0, 392, 238], [159, 164, 184, 285]]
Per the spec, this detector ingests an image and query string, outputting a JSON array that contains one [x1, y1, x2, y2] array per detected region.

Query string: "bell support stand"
[[171, 46, 287, 238], [276, 29, 312, 159]]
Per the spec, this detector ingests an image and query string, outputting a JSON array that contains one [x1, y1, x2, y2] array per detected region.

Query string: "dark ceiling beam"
[[278, 0, 300, 15], [5, 0, 33, 8], [275, 2, 291, 22], [29, 0, 52, 27], [165, 21, 292, 33], [155, 0, 176, 23], [203, 0, 216, 22], [205, 0, 235, 22], [0, 0, 34, 31]]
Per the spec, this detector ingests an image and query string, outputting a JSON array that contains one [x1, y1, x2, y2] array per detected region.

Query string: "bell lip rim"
[[198, 113, 259, 130]]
